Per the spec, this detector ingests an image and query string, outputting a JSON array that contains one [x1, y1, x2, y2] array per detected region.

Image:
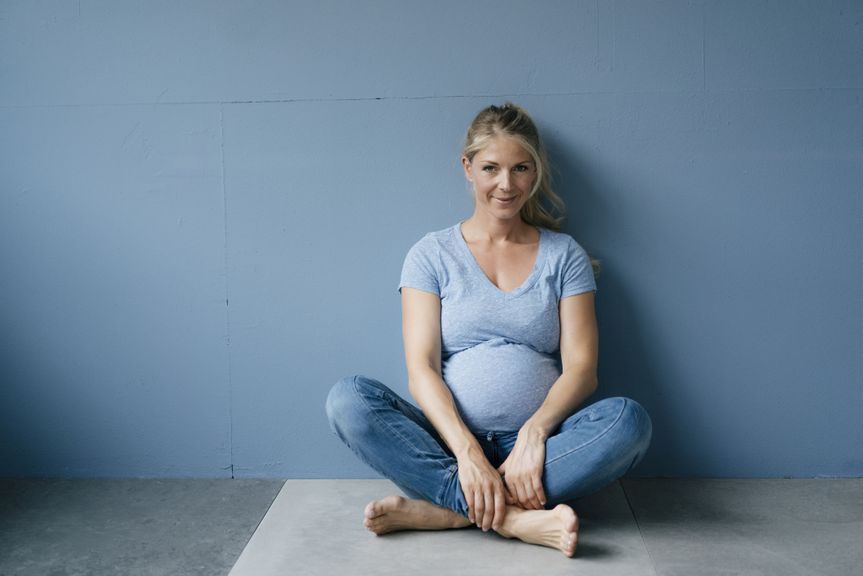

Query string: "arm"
[[401, 287, 507, 531], [498, 291, 599, 509]]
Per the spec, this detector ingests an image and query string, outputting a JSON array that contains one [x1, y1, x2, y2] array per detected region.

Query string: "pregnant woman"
[[326, 102, 652, 557]]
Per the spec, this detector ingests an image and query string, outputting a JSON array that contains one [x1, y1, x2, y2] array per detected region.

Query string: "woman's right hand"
[[402, 288, 507, 530], [457, 445, 507, 531]]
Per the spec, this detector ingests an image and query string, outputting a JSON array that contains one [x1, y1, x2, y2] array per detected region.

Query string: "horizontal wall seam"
[[1, 87, 862, 110]]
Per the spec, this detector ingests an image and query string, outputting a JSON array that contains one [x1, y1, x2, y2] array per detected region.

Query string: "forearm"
[[408, 367, 481, 458], [521, 364, 598, 440], [409, 365, 507, 529], [400, 288, 507, 529], [497, 365, 596, 510]]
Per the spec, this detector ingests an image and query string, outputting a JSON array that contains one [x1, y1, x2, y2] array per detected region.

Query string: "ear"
[[461, 156, 473, 182]]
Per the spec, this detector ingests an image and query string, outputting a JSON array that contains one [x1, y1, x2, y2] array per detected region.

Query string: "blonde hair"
[[462, 103, 601, 277], [462, 102, 565, 231]]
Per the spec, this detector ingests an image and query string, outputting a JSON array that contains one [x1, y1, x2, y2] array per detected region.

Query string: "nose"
[[497, 171, 512, 192]]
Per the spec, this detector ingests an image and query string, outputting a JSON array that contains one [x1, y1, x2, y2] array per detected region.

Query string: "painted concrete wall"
[[1, 1, 861, 477]]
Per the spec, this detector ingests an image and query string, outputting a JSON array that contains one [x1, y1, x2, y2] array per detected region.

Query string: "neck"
[[462, 212, 533, 244]]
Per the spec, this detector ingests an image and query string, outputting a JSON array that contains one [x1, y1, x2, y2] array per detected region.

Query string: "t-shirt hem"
[[561, 285, 597, 299], [398, 283, 441, 296]]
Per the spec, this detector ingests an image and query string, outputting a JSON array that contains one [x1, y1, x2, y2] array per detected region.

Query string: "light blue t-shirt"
[[398, 223, 596, 432]]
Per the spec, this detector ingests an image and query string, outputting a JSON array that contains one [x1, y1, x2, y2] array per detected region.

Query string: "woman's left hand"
[[497, 427, 547, 510]]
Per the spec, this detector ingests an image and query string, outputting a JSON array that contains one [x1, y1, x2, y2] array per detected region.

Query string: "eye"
[[481, 165, 497, 173], [513, 165, 529, 173]]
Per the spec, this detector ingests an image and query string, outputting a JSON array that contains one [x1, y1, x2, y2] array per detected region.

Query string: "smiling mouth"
[[494, 196, 517, 203]]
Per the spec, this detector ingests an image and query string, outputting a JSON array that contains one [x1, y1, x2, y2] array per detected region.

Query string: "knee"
[[619, 398, 652, 453], [609, 398, 652, 471], [589, 397, 652, 456], [325, 376, 358, 430], [325, 375, 377, 440]]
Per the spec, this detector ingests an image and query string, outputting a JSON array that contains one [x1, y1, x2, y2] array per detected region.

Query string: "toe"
[[364, 500, 381, 519], [558, 531, 575, 557], [364, 517, 381, 534]]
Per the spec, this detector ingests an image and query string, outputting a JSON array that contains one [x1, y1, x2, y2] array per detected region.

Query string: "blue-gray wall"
[[1, 1, 861, 478]]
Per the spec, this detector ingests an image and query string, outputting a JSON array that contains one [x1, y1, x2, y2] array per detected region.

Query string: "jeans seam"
[[437, 464, 466, 517], [544, 398, 628, 468], [350, 376, 450, 471]]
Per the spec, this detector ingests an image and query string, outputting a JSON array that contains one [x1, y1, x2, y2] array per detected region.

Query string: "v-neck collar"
[[454, 222, 546, 297]]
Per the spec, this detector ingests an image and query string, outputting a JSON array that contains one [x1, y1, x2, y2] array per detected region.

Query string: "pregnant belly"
[[442, 340, 561, 432]]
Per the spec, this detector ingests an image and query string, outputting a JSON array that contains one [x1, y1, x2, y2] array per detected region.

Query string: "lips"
[[494, 196, 517, 203]]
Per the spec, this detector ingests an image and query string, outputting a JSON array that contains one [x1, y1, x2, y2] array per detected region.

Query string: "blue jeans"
[[326, 375, 652, 517]]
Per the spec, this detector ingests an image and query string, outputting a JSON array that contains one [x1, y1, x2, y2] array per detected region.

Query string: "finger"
[[473, 489, 484, 527], [465, 489, 475, 523], [533, 476, 547, 507], [504, 485, 517, 505], [515, 481, 530, 509], [497, 470, 509, 492], [527, 487, 543, 510], [482, 488, 495, 531], [499, 476, 516, 506], [492, 483, 507, 531], [521, 477, 542, 510]]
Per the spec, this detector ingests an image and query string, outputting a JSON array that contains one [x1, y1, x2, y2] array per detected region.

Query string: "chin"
[[491, 209, 523, 221]]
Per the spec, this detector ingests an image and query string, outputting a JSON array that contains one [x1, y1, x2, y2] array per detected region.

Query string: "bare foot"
[[496, 504, 579, 557], [363, 495, 472, 535]]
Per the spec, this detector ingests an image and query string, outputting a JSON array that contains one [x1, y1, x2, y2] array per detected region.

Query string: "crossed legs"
[[325, 375, 651, 557]]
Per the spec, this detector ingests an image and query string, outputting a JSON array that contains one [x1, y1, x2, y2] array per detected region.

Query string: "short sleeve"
[[398, 236, 441, 295], [561, 237, 597, 298]]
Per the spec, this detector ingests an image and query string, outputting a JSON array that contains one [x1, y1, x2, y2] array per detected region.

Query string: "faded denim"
[[326, 375, 652, 517]]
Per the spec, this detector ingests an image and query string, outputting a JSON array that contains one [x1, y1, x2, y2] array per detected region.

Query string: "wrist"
[[453, 438, 483, 462], [520, 420, 550, 442]]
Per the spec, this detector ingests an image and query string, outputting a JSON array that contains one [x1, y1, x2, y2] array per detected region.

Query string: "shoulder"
[[540, 227, 589, 259], [539, 227, 597, 295], [399, 224, 462, 294], [404, 224, 460, 259], [414, 224, 459, 247]]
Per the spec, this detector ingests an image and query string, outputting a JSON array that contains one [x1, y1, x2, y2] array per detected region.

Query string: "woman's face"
[[462, 136, 536, 222]]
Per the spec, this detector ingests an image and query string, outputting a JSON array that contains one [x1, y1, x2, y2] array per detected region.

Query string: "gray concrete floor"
[[2, 478, 862, 576], [0, 478, 284, 576]]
